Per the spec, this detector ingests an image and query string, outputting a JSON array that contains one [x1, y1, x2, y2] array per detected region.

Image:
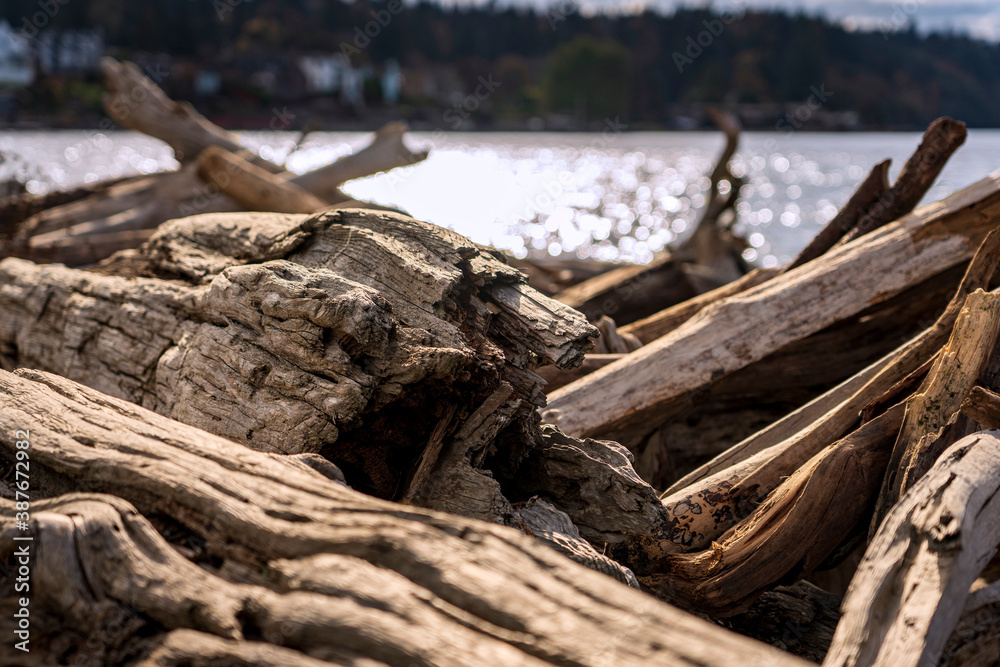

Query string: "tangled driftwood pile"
[[1, 61, 1000, 667]]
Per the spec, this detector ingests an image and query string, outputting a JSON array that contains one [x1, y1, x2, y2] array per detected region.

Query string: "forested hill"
[[3, 0, 999, 128]]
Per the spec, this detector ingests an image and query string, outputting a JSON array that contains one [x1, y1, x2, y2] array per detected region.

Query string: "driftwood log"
[[543, 168, 1000, 447], [824, 431, 1000, 667], [0, 368, 808, 667], [535, 119, 974, 492], [0, 208, 671, 545]]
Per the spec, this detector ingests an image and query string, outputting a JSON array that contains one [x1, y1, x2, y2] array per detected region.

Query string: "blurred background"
[[1, 0, 998, 264]]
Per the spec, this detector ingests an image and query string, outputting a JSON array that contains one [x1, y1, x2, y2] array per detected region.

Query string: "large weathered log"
[[0, 369, 808, 667], [663, 226, 1000, 497], [543, 168, 1000, 443], [824, 431, 1000, 667], [0, 210, 642, 532], [0, 209, 675, 555]]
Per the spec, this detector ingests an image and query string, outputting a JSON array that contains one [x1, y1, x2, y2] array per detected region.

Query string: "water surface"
[[3, 129, 998, 266]]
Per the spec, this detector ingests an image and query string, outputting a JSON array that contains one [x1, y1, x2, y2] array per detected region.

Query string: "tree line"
[[3, 0, 999, 127]]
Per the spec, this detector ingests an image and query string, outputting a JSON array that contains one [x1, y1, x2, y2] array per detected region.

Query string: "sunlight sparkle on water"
[[1, 129, 993, 265]]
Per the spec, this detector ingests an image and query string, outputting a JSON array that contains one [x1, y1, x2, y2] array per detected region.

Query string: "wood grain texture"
[[619, 402, 903, 617], [0, 210, 625, 534], [543, 168, 1000, 442], [664, 227, 1000, 499], [824, 431, 1000, 667], [0, 368, 808, 667], [872, 289, 1000, 531]]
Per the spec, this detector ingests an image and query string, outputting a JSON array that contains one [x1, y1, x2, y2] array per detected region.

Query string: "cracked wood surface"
[[0, 369, 807, 667], [824, 431, 1000, 667], [0, 210, 629, 531]]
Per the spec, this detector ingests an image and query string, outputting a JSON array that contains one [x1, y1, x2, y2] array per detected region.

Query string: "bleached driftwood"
[[662, 226, 1000, 497], [543, 169, 1000, 444], [824, 431, 1000, 667], [0, 210, 672, 543], [871, 288, 1000, 532]]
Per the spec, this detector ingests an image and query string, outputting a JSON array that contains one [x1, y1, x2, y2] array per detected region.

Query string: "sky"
[[432, 0, 1000, 41]]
